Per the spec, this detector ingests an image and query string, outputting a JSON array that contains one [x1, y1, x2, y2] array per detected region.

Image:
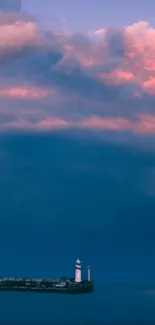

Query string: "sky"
[[21, 0, 155, 32], [0, 0, 155, 287], [0, 1, 155, 135]]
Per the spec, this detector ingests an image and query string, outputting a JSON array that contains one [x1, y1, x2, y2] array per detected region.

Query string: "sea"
[[1, 133, 155, 324], [0, 285, 155, 324]]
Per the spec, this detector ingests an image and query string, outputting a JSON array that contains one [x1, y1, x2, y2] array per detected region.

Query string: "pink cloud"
[[63, 43, 100, 67], [99, 21, 155, 95], [93, 28, 106, 36], [36, 117, 70, 130], [0, 20, 39, 53], [99, 70, 135, 85], [63, 20, 155, 95], [0, 86, 54, 99], [0, 14, 155, 138], [1, 114, 155, 135], [134, 114, 155, 134], [1, 16, 155, 96], [76, 53, 100, 67], [2, 15, 155, 95], [80, 115, 155, 135], [80, 114, 155, 135], [0, 117, 71, 132], [80, 116, 132, 131], [123, 21, 155, 93], [142, 78, 155, 95]]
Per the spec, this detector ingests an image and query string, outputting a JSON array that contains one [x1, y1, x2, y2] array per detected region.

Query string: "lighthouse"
[[75, 258, 82, 283]]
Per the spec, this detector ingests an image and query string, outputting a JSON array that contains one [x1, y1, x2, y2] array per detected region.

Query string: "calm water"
[[1, 134, 155, 324], [0, 285, 155, 324]]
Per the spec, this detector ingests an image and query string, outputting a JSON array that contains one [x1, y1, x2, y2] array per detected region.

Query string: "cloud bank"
[[0, 10, 155, 135]]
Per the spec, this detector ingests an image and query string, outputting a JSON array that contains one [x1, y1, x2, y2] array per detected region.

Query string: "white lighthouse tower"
[[75, 258, 82, 283]]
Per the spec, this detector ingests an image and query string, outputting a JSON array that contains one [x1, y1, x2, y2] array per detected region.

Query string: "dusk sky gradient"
[[1, 0, 155, 289], [1, 2, 155, 324]]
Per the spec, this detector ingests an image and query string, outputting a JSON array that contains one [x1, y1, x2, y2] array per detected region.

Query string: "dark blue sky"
[[0, 132, 155, 284]]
